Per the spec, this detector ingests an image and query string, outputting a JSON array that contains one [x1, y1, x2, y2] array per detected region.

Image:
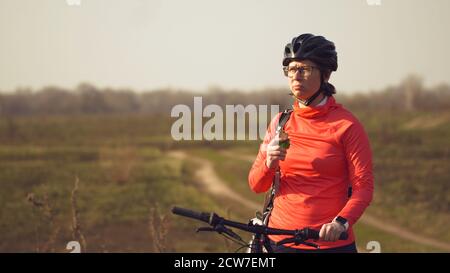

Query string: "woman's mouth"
[[292, 85, 302, 91]]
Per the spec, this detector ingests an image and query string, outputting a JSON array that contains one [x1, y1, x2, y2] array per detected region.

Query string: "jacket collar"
[[292, 95, 340, 119]]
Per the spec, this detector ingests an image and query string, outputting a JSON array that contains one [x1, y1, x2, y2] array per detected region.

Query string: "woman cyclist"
[[248, 33, 374, 253]]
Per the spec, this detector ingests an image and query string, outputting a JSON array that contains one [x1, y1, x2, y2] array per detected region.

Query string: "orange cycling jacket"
[[248, 96, 374, 249]]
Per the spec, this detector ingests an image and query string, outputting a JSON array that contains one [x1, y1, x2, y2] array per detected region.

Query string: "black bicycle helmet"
[[283, 33, 338, 104], [283, 33, 338, 72]]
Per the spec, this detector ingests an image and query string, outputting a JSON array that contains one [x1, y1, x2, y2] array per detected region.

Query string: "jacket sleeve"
[[338, 121, 374, 226], [248, 113, 282, 193]]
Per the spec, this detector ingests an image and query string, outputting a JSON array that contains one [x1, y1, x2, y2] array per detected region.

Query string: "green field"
[[0, 111, 449, 252]]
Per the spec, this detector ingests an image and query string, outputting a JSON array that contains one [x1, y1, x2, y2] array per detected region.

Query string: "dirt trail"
[[169, 151, 260, 211], [169, 150, 450, 251], [402, 114, 450, 130]]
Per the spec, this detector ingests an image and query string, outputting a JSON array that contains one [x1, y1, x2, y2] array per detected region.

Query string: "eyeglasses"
[[283, 65, 317, 78]]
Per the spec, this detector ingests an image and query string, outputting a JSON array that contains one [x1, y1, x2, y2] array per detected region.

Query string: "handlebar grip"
[[307, 229, 320, 239], [172, 206, 210, 223]]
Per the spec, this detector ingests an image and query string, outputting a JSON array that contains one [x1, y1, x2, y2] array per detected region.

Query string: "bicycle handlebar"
[[172, 206, 211, 223], [172, 206, 348, 244]]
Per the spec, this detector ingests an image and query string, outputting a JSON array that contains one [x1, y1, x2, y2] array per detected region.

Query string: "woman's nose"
[[292, 71, 304, 80], [292, 74, 303, 82]]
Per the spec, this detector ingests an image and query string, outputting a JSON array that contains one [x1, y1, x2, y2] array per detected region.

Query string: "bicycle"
[[171, 206, 348, 253]]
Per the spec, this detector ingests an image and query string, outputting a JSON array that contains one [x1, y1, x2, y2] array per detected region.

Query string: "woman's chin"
[[292, 90, 306, 100]]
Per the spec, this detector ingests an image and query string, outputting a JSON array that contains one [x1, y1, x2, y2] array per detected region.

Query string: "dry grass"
[[148, 203, 170, 253], [71, 176, 87, 252], [25, 176, 88, 252], [26, 192, 59, 252]]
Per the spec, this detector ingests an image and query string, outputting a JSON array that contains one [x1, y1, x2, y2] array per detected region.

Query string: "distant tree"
[[103, 89, 140, 113], [76, 83, 110, 114], [34, 86, 78, 114]]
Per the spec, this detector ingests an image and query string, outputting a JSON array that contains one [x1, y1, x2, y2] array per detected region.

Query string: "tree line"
[[1, 75, 449, 116]]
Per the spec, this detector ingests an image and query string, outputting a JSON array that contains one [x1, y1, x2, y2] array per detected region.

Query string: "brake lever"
[[196, 227, 215, 233], [276, 237, 319, 249], [276, 237, 297, 246], [196, 225, 242, 242], [303, 241, 320, 249], [218, 225, 243, 241]]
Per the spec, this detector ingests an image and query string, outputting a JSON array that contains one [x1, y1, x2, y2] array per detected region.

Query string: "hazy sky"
[[1, 0, 450, 93]]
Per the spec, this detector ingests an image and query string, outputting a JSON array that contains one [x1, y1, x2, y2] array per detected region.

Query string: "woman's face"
[[287, 60, 323, 101]]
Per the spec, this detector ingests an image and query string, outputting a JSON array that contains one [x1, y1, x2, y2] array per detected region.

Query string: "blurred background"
[[0, 0, 449, 252]]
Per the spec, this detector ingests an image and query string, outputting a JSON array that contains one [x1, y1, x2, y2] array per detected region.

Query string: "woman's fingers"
[[319, 223, 343, 242], [269, 135, 280, 146], [266, 135, 288, 167], [268, 151, 281, 157], [268, 145, 280, 152], [319, 225, 327, 240], [268, 146, 286, 153], [324, 225, 332, 241], [268, 151, 287, 158]]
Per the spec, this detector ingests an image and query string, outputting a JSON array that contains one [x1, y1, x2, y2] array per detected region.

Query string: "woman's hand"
[[319, 221, 346, 242], [266, 134, 287, 169]]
